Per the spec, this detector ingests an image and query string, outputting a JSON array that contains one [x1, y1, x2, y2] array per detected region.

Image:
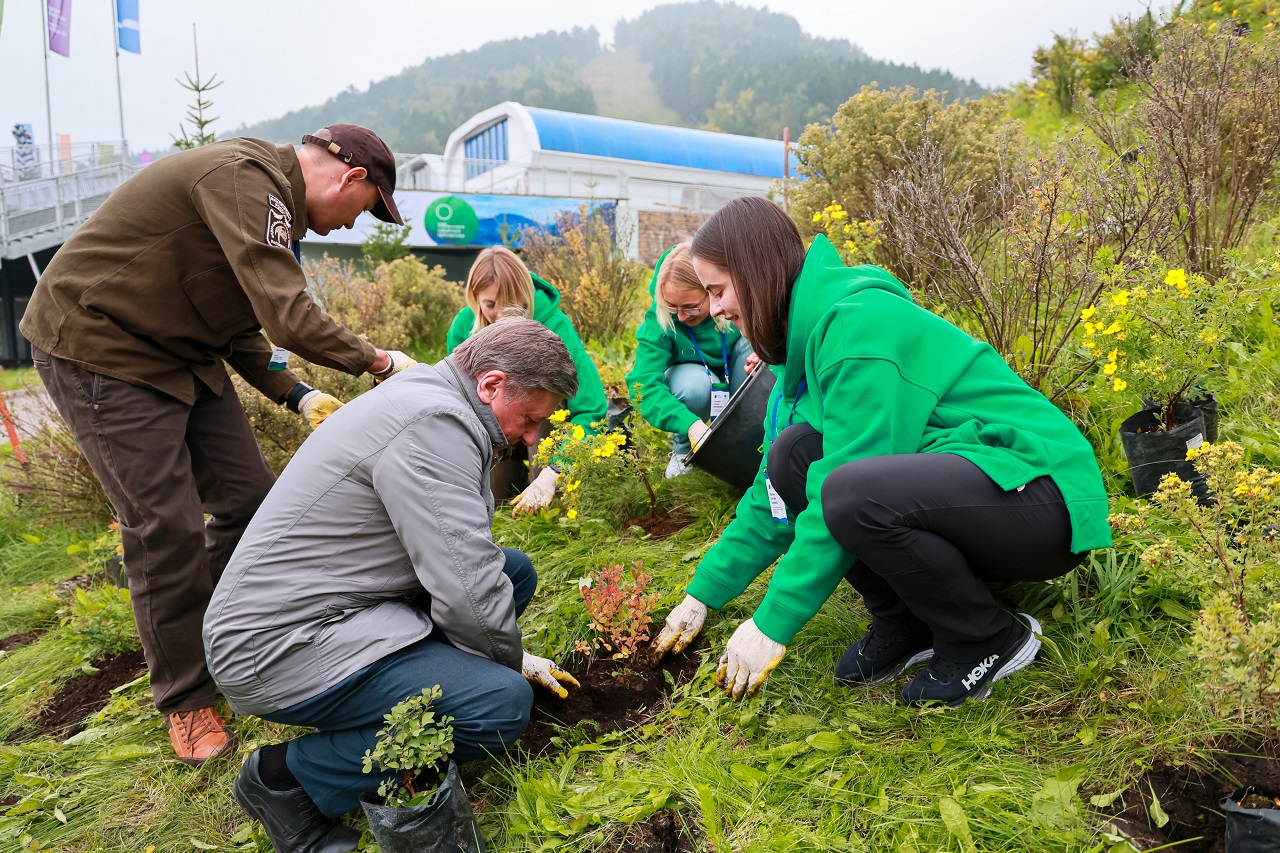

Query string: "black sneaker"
[[900, 613, 1042, 707], [835, 628, 933, 686], [233, 748, 361, 853]]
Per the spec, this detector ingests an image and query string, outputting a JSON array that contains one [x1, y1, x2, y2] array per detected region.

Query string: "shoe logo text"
[[961, 654, 999, 689]]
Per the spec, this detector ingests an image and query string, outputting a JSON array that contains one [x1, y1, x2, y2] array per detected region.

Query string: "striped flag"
[[116, 0, 139, 53], [48, 0, 72, 57]]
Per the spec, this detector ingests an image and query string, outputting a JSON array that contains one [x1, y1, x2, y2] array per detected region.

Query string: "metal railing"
[[0, 162, 137, 255], [1, 140, 134, 184]]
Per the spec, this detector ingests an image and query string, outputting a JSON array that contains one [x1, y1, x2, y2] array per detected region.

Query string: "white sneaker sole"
[[874, 647, 935, 683], [963, 613, 1042, 704]]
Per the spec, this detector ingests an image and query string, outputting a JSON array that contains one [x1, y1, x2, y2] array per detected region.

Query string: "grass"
[[0, 367, 40, 393]]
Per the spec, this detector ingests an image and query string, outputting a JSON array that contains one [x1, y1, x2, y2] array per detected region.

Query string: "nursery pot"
[[1221, 786, 1280, 853], [686, 366, 777, 491], [358, 761, 486, 853], [1118, 403, 1209, 500], [1142, 392, 1219, 444]]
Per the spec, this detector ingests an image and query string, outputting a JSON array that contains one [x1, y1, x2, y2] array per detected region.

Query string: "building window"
[[464, 119, 508, 178]]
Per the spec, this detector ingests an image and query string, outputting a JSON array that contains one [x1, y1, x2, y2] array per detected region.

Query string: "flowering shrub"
[[1079, 256, 1247, 429], [534, 409, 657, 522], [362, 685, 455, 807], [576, 562, 660, 661], [1120, 441, 1280, 728], [810, 203, 883, 266]]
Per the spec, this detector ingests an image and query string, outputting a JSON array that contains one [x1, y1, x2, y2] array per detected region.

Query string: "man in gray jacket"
[[204, 318, 580, 853]]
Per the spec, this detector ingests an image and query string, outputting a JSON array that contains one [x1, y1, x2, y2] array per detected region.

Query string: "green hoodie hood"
[[780, 235, 912, 399], [530, 273, 561, 322]]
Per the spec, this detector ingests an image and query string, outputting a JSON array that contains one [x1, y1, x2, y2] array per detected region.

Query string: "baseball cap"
[[301, 124, 404, 225]]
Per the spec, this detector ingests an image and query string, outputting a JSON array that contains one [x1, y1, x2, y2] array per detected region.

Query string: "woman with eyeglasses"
[[626, 243, 758, 478], [446, 246, 607, 509]]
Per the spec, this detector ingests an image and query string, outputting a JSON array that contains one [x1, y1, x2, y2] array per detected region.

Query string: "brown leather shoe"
[[167, 706, 236, 766]]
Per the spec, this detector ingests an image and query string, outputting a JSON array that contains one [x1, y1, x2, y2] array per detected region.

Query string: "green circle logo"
[[423, 196, 479, 245]]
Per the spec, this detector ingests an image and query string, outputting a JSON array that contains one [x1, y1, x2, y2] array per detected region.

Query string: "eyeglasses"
[[672, 297, 708, 317]]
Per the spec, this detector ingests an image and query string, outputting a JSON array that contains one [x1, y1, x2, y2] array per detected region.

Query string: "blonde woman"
[[626, 243, 758, 478], [446, 246, 607, 508]]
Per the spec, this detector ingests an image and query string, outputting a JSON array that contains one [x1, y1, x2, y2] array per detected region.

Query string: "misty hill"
[[232, 2, 985, 151]]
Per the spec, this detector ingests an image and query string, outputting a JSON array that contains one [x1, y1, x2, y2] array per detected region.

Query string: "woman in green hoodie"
[[652, 197, 1111, 708], [446, 246, 607, 509], [626, 243, 757, 479]]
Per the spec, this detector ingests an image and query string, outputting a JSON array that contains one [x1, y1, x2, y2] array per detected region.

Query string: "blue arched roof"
[[523, 107, 797, 178]]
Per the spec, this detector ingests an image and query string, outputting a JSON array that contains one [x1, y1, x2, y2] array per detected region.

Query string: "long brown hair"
[[690, 197, 805, 364], [465, 246, 536, 333]]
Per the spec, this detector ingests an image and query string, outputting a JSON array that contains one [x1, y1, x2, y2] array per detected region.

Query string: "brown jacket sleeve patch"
[[265, 194, 292, 249]]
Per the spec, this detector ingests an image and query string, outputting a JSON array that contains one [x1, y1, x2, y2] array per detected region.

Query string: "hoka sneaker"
[[901, 613, 1042, 707], [835, 629, 933, 686]]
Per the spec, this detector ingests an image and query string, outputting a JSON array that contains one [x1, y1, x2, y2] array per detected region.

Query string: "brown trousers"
[[32, 348, 275, 714]]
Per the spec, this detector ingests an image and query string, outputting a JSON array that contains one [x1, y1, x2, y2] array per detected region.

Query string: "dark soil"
[[0, 630, 44, 652], [11, 649, 146, 741], [519, 643, 704, 755], [614, 810, 697, 853], [625, 510, 694, 539], [1099, 739, 1280, 852]]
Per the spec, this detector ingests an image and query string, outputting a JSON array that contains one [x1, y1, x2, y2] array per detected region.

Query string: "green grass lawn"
[[0, 368, 40, 394]]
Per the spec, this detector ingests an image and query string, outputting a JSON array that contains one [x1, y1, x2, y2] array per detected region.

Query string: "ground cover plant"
[[5, 7, 1280, 853]]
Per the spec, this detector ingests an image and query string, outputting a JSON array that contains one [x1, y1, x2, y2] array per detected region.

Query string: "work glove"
[[371, 350, 416, 384], [650, 594, 707, 661], [512, 467, 559, 514], [716, 618, 787, 700], [687, 420, 711, 453], [297, 390, 343, 430], [521, 651, 580, 699]]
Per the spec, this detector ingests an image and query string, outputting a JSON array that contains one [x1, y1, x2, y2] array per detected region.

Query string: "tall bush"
[[518, 206, 651, 343], [373, 256, 464, 354]]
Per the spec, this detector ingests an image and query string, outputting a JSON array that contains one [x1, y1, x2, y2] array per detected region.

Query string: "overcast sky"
[[1, 0, 1158, 153]]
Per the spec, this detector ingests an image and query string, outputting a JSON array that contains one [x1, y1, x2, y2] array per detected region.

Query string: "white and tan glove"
[[512, 467, 559, 513], [371, 349, 417, 384], [297, 390, 344, 430], [716, 618, 787, 700], [687, 420, 712, 452], [650, 594, 708, 660], [521, 652, 580, 699]]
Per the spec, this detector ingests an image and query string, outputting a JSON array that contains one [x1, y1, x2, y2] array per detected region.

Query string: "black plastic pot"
[[359, 761, 486, 853], [1221, 786, 1280, 852], [685, 367, 777, 491], [1119, 403, 1209, 500], [1142, 392, 1219, 444]]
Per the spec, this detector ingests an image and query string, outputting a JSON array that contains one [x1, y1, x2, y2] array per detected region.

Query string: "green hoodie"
[[686, 236, 1112, 645], [625, 246, 743, 434], [446, 273, 607, 433]]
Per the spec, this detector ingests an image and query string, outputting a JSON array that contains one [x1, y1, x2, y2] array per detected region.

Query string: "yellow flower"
[[1107, 349, 1119, 362], [1164, 268, 1187, 289], [1113, 378, 1128, 392], [1109, 291, 1130, 307], [566, 508, 578, 520], [593, 443, 617, 459], [608, 433, 627, 446], [571, 424, 586, 441], [812, 212, 823, 223], [549, 409, 569, 424], [1103, 363, 1118, 375], [1080, 306, 1097, 320], [1102, 321, 1123, 336], [564, 478, 580, 492]]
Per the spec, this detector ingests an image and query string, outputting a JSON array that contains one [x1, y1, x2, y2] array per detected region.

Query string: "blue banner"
[[116, 0, 139, 53]]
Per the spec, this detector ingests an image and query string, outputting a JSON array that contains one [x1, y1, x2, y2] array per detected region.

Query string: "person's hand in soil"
[[716, 618, 786, 700], [687, 420, 711, 452], [512, 468, 559, 514], [521, 651, 580, 699], [650, 594, 707, 661], [297, 390, 344, 430]]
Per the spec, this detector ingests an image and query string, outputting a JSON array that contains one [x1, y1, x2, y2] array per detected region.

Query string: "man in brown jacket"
[[20, 124, 416, 766]]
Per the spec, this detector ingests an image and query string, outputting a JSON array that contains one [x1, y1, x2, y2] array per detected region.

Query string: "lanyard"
[[685, 328, 729, 385], [769, 377, 807, 444], [292, 239, 302, 263]]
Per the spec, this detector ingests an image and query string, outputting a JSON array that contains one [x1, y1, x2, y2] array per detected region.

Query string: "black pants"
[[768, 424, 1085, 662]]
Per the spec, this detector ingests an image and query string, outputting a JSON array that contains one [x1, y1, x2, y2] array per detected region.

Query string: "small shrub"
[[576, 562, 660, 661], [63, 585, 140, 660], [362, 685, 455, 807], [373, 256, 464, 353], [518, 205, 649, 342], [361, 223, 413, 266]]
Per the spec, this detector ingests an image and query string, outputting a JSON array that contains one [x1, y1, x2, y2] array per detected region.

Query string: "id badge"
[[764, 474, 789, 525], [268, 347, 290, 371], [710, 384, 730, 419]]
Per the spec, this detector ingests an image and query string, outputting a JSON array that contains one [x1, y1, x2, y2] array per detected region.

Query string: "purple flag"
[[47, 0, 71, 57]]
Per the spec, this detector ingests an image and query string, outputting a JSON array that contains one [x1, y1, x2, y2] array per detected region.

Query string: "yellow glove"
[[297, 390, 343, 430], [371, 350, 417, 384], [650, 594, 707, 661], [716, 618, 787, 700], [512, 467, 559, 514], [687, 420, 711, 452], [521, 652, 580, 699]]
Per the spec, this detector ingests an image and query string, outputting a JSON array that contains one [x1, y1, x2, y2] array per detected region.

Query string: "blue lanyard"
[[292, 239, 302, 264], [685, 328, 729, 385], [769, 377, 807, 444]]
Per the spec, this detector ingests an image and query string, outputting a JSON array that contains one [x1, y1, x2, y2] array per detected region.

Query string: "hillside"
[[231, 1, 986, 150]]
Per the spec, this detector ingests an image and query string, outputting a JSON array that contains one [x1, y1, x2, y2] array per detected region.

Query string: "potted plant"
[[1080, 258, 1243, 497], [359, 685, 486, 853]]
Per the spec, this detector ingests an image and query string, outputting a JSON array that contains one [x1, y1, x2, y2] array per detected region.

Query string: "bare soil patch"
[[625, 510, 694, 539], [0, 630, 45, 653], [12, 649, 146, 741], [615, 809, 698, 853]]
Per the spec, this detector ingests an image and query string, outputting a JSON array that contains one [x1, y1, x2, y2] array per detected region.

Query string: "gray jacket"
[[203, 358, 522, 715]]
